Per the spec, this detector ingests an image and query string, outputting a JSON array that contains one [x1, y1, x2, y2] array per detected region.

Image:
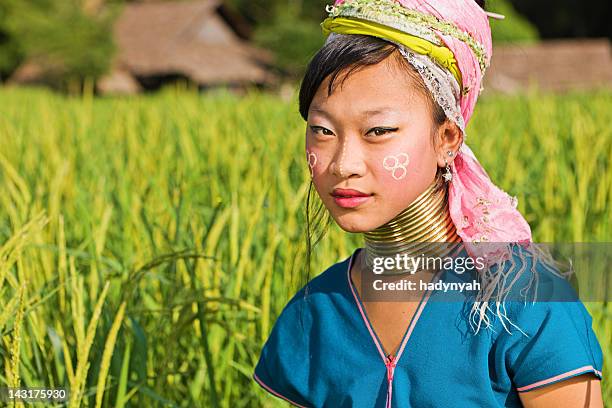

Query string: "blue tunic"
[[253, 247, 603, 407]]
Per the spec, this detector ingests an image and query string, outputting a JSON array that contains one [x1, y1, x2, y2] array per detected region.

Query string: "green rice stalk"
[[69, 281, 110, 408], [95, 301, 127, 408]]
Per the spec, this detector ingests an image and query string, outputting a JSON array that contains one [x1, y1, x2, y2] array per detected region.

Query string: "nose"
[[329, 135, 365, 178]]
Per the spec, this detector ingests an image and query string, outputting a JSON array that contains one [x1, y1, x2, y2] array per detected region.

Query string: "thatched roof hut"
[[484, 39, 612, 93], [98, 0, 274, 94]]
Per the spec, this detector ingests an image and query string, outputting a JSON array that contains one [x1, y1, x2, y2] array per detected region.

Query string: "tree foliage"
[[488, 0, 539, 43], [253, 10, 325, 77], [0, 0, 117, 88]]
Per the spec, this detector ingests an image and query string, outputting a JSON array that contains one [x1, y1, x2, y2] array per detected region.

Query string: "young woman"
[[253, 0, 604, 406]]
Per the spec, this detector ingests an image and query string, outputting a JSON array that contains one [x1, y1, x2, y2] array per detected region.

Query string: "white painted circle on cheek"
[[382, 153, 410, 180], [306, 150, 318, 178]]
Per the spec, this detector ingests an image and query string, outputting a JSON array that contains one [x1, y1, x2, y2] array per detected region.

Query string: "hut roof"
[[114, 0, 273, 85], [484, 39, 612, 93]]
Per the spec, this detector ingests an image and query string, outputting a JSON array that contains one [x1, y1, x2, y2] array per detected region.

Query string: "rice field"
[[0, 85, 610, 407]]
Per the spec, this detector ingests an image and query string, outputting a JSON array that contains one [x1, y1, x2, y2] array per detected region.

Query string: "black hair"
[[298, 35, 447, 125]]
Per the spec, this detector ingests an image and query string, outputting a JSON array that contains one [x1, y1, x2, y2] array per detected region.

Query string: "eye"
[[309, 126, 335, 136], [367, 127, 399, 137]]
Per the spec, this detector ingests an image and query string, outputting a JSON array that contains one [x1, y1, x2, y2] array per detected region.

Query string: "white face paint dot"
[[383, 153, 410, 180], [338, 138, 347, 177]]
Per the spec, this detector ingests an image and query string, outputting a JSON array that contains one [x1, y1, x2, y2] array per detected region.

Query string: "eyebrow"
[[309, 106, 399, 118]]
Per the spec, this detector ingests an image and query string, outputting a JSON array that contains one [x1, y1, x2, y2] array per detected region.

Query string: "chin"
[[332, 212, 382, 233]]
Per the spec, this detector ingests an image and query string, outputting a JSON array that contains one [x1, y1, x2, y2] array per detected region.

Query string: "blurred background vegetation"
[[0, 0, 609, 89], [0, 1, 610, 407], [0, 85, 610, 407]]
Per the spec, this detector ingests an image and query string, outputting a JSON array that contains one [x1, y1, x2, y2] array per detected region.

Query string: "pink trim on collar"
[[345, 248, 439, 408]]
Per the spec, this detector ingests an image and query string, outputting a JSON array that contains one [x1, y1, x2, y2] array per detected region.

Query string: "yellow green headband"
[[321, 16, 463, 86]]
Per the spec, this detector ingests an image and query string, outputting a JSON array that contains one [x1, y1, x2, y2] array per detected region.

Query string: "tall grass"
[[0, 86, 610, 407]]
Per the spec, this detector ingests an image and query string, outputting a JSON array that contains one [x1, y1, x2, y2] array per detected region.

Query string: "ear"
[[434, 120, 464, 167]]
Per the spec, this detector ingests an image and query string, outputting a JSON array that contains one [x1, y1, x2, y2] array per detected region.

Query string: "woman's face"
[[305, 54, 446, 233]]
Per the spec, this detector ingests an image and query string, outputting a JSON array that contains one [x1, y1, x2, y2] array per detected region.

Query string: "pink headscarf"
[[390, 0, 493, 123], [332, 0, 532, 267]]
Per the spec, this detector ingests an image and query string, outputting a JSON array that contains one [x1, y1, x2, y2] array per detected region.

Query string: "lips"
[[331, 189, 372, 208], [332, 188, 371, 198]]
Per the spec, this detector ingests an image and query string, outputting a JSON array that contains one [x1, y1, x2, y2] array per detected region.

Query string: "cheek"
[[381, 152, 410, 180], [373, 140, 434, 184], [305, 145, 333, 179]]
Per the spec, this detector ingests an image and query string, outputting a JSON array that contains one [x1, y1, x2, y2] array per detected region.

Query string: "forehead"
[[309, 55, 429, 117]]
